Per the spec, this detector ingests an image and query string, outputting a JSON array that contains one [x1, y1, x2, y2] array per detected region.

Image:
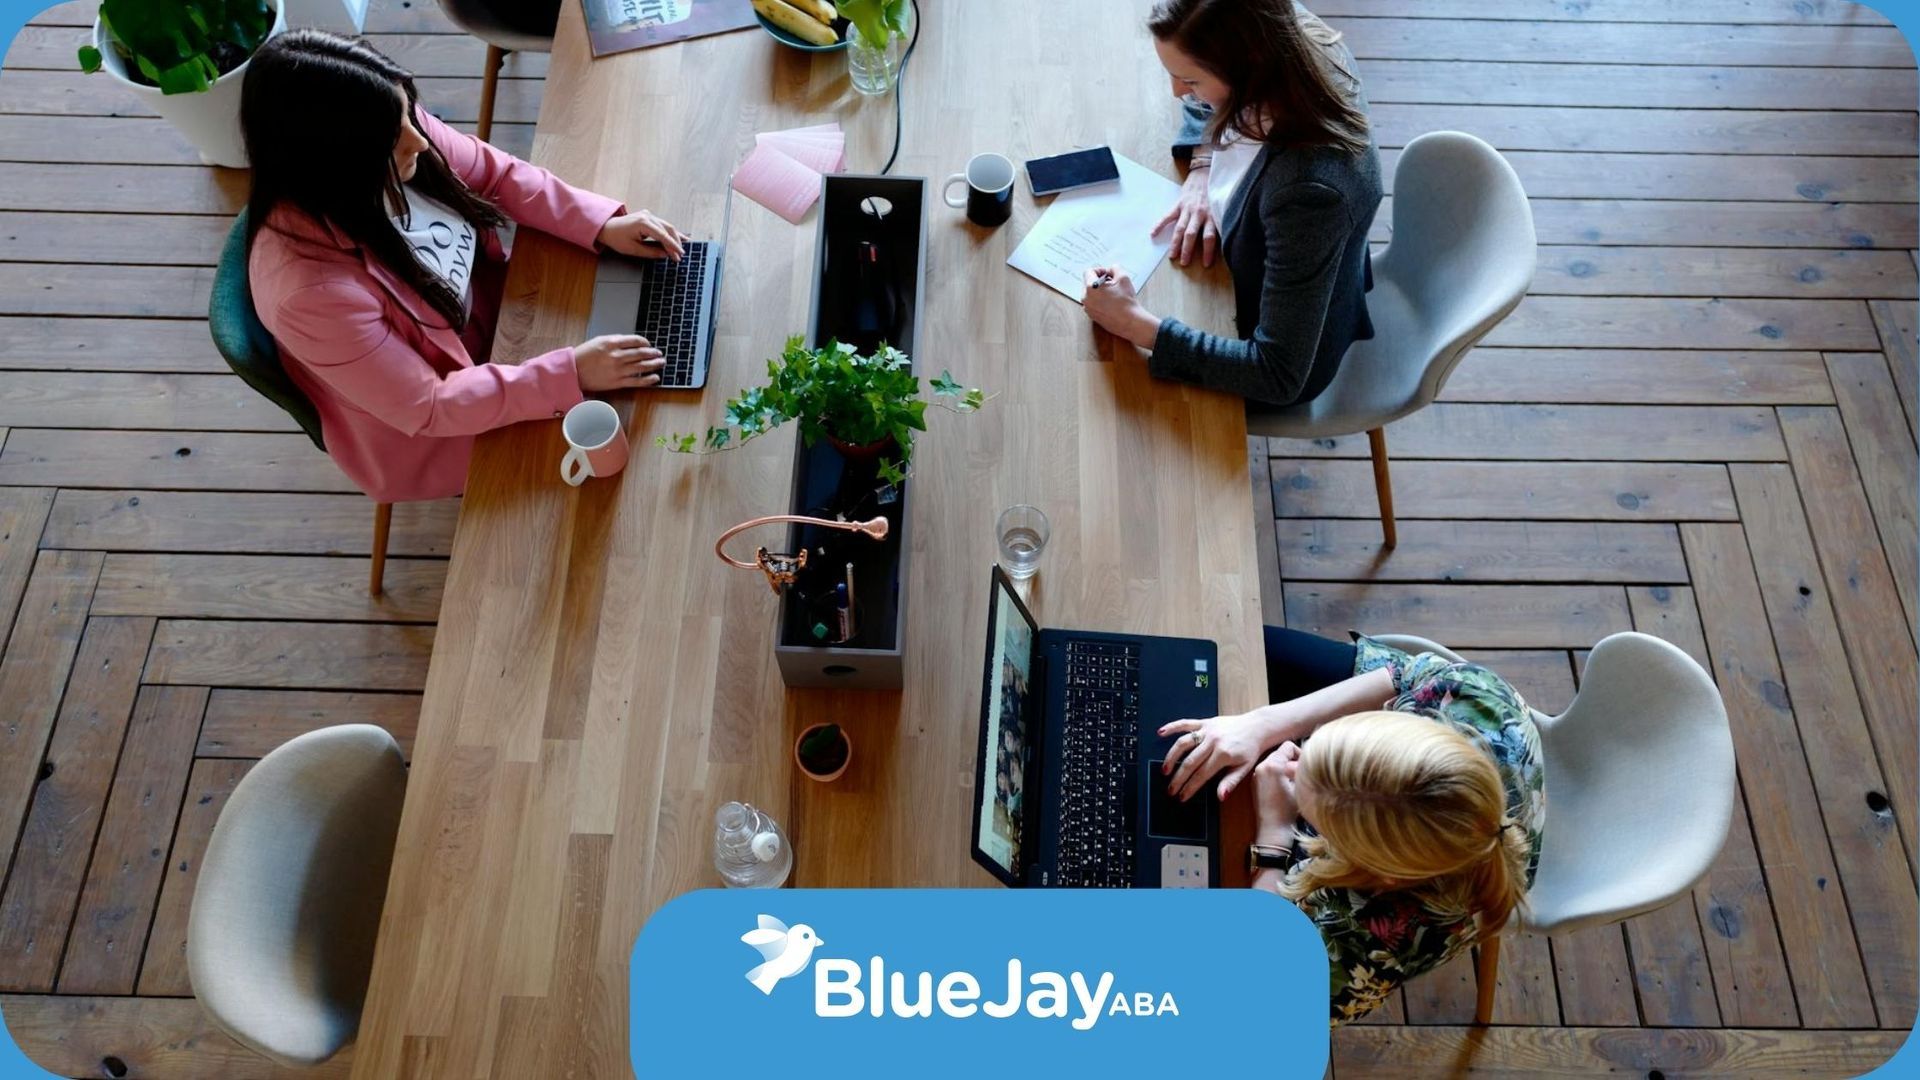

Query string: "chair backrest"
[[1374, 131, 1537, 410], [1368, 632, 1736, 936], [435, 0, 562, 51], [187, 725, 407, 1067], [211, 210, 326, 452]]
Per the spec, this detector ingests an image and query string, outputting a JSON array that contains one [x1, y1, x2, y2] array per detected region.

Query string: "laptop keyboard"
[[1055, 640, 1142, 888], [634, 241, 711, 388]]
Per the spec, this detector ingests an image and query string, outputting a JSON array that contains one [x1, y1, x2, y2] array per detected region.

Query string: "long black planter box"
[[774, 175, 929, 690]]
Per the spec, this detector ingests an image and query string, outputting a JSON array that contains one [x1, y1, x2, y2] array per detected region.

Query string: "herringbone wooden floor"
[[0, 1, 1914, 1075]]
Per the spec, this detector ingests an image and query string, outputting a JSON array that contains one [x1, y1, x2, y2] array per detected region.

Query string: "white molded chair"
[[188, 725, 408, 1067], [1373, 632, 1736, 1024], [1251, 132, 1537, 547]]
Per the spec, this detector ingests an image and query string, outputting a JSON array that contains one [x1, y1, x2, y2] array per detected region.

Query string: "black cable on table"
[[879, 0, 922, 176]]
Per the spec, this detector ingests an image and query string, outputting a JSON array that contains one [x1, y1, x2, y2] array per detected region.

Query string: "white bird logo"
[[740, 914, 824, 995]]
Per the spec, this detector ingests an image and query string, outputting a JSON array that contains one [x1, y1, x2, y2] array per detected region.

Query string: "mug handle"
[[561, 447, 590, 487], [943, 173, 970, 209]]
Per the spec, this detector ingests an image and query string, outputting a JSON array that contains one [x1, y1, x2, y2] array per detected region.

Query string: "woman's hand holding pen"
[[1081, 265, 1162, 350], [598, 209, 691, 260]]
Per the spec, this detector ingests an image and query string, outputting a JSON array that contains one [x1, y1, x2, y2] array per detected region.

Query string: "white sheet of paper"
[[1007, 151, 1181, 303]]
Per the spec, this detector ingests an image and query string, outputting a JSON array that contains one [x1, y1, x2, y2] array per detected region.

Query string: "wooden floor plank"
[[1273, 460, 1739, 522], [1341, 16, 1915, 66], [1331, 1026, 1905, 1078], [1440, 349, 1835, 405], [94, 553, 445, 623], [0, 430, 355, 492], [1282, 583, 1631, 649], [1273, 404, 1787, 462], [1627, 585, 1798, 1028], [1681, 523, 1879, 1027], [135, 757, 249, 997], [0, 115, 205, 167], [0, 263, 214, 318], [1363, 59, 1915, 110], [1371, 103, 1915, 157], [0, 616, 153, 992], [1384, 150, 1920, 203], [0, 211, 229, 267], [4, 24, 549, 79], [43, 490, 458, 558], [144, 620, 435, 692], [1249, 438, 1283, 627], [1778, 404, 1920, 836], [0, 486, 53, 647], [1278, 520, 1688, 584], [1868, 299, 1919, 445], [57, 686, 207, 995], [1485, 296, 1879, 351], [0, 373, 295, 431], [1527, 246, 1916, 299], [0, 993, 355, 1078], [0, 551, 102, 908], [1491, 933, 1562, 1026], [1313, 0, 1892, 23], [198, 690, 421, 759], [1463, 199, 1919, 251], [1404, 948, 1483, 1024], [1552, 925, 1641, 1026], [1729, 464, 1919, 1027], [1817, 356, 1920, 639], [0, 161, 246, 212], [0, 317, 228, 374], [0, 70, 547, 128], [1459, 649, 1577, 714]]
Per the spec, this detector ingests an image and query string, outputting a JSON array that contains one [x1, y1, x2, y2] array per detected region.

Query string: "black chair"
[[436, 0, 564, 144]]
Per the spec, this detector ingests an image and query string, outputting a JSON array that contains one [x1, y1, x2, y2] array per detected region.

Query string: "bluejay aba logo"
[[740, 914, 1181, 1029]]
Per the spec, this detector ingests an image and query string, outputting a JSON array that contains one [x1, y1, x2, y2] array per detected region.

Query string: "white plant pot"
[[93, 0, 287, 168]]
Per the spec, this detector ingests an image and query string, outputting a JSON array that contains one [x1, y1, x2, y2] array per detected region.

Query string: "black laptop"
[[970, 565, 1221, 889], [584, 186, 733, 390]]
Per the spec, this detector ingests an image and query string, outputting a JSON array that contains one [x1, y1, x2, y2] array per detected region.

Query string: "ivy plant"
[[659, 336, 986, 486], [78, 0, 274, 95]]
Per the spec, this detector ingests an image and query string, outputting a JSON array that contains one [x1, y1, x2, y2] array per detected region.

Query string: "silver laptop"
[[585, 186, 733, 390]]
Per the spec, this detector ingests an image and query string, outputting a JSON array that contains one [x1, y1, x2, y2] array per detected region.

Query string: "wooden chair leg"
[[476, 45, 506, 145], [1473, 933, 1501, 1025], [370, 502, 392, 597], [1367, 426, 1398, 550]]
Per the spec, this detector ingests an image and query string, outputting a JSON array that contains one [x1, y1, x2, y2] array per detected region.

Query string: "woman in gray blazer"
[[1084, 0, 1382, 408]]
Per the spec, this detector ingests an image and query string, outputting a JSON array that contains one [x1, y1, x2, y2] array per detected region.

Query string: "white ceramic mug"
[[560, 400, 629, 486]]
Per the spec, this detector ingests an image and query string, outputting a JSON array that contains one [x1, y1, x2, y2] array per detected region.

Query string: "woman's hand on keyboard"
[[575, 334, 666, 391], [1159, 711, 1267, 802], [598, 210, 691, 261]]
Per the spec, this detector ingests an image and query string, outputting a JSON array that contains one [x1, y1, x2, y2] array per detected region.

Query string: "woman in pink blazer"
[[240, 31, 684, 503]]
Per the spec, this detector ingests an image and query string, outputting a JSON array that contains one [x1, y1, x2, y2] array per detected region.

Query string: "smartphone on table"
[[1026, 146, 1121, 197]]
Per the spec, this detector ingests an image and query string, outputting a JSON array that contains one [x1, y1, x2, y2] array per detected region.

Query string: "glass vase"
[[846, 22, 903, 97]]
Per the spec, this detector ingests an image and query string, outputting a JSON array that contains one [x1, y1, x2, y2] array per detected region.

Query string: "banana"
[[791, 0, 840, 24], [754, 0, 840, 46]]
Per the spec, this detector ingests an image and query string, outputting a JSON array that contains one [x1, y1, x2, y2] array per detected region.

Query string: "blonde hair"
[[1279, 711, 1529, 935]]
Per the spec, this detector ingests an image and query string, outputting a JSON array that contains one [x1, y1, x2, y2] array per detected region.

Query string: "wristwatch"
[[1249, 843, 1295, 875]]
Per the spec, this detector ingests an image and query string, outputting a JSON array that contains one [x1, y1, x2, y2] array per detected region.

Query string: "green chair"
[[211, 210, 392, 594]]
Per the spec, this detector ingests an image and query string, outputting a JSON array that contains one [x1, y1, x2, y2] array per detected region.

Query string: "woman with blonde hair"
[[1160, 631, 1544, 1023]]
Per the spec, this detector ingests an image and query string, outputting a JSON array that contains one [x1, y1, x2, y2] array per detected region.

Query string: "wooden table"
[[351, 3, 1267, 1075]]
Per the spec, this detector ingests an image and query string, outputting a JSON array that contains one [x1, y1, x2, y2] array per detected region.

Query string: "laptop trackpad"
[[1147, 761, 1208, 841]]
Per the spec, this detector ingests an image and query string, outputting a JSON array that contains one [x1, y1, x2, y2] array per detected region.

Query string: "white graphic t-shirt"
[[392, 185, 477, 312]]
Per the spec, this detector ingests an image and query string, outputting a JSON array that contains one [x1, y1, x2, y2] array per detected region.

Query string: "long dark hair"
[[241, 30, 509, 328], [1148, 0, 1370, 156]]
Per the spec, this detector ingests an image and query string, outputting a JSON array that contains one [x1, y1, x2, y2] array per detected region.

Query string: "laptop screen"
[[974, 569, 1038, 884]]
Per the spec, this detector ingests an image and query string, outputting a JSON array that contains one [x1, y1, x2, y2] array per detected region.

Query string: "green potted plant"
[[660, 336, 985, 486], [837, 0, 911, 96], [794, 722, 851, 782], [77, 0, 285, 167]]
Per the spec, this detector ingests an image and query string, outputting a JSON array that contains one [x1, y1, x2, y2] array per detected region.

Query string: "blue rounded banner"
[[630, 888, 1330, 1079]]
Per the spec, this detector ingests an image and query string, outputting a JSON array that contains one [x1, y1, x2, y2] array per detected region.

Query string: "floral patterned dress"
[[1293, 636, 1547, 1025]]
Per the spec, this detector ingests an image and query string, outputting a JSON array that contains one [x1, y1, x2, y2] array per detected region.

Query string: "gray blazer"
[[1150, 61, 1383, 407]]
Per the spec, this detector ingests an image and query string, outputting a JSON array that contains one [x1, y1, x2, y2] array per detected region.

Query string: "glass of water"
[[997, 505, 1050, 581]]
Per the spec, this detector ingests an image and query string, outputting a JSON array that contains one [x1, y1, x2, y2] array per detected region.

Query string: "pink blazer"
[[249, 109, 624, 503]]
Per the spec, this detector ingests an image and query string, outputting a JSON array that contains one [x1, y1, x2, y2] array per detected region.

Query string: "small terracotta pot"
[[825, 433, 898, 461], [795, 723, 851, 782]]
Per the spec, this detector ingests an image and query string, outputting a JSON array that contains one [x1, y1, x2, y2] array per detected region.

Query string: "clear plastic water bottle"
[[713, 802, 793, 889]]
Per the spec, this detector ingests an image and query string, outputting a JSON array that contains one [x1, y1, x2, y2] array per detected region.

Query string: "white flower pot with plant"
[[80, 0, 287, 168]]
